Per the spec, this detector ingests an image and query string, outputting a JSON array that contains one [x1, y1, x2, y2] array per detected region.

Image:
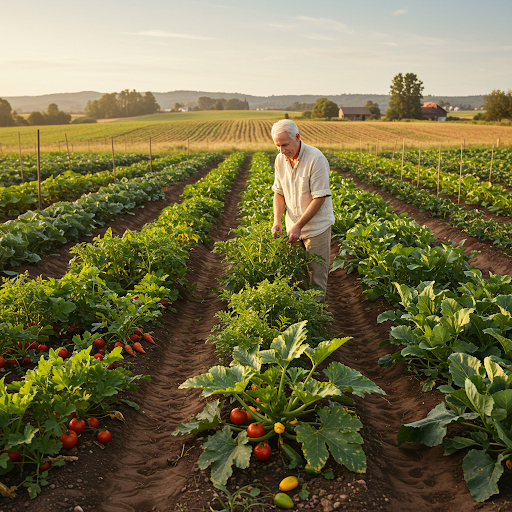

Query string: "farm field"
[[4, 150, 512, 512], [0, 111, 511, 154]]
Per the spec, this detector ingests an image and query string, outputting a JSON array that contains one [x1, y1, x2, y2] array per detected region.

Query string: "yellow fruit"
[[289, 418, 298, 425], [274, 422, 285, 434], [507, 459, 512, 470], [246, 406, 257, 421], [279, 476, 299, 492]]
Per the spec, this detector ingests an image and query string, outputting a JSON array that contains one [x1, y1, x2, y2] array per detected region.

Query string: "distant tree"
[[85, 90, 159, 119], [71, 116, 97, 124], [213, 99, 225, 110], [225, 98, 249, 110], [45, 103, 71, 125], [198, 96, 216, 110], [473, 112, 485, 121], [27, 111, 46, 126], [174, 102, 184, 110], [483, 89, 512, 122], [365, 100, 381, 120], [143, 92, 160, 114], [438, 100, 451, 108], [302, 110, 312, 119], [97, 93, 121, 118], [385, 72, 424, 120], [284, 113, 290, 119], [312, 97, 339, 118], [12, 111, 29, 126], [0, 98, 15, 127]]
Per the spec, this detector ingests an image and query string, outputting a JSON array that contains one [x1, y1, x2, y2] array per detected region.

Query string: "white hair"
[[271, 119, 300, 140]]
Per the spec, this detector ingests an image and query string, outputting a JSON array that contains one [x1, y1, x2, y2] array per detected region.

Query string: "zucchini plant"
[[173, 322, 384, 485]]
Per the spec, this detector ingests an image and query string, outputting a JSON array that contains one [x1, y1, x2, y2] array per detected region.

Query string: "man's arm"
[[271, 192, 286, 236], [287, 196, 326, 242]]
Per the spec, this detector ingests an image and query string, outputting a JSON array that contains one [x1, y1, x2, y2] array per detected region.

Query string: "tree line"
[[84, 90, 160, 119], [0, 99, 75, 127], [196, 96, 249, 110]]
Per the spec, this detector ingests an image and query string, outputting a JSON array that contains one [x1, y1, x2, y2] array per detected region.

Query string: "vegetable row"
[[173, 151, 384, 504], [0, 152, 245, 499], [0, 152, 222, 271], [326, 156, 512, 502]]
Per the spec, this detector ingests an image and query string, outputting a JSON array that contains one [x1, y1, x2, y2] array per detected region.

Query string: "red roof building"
[[421, 102, 447, 121]]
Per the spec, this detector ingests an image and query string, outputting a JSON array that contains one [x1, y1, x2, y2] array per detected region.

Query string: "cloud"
[[296, 16, 348, 32], [392, 9, 407, 16], [133, 30, 215, 40]]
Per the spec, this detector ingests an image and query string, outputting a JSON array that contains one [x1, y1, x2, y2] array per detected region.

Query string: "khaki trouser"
[[300, 226, 331, 300]]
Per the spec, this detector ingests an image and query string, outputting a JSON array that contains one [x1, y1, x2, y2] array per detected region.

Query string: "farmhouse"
[[338, 107, 372, 121], [421, 102, 447, 121]]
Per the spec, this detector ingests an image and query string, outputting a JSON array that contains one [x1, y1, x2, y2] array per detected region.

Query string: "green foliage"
[[210, 276, 332, 361], [71, 116, 97, 124], [311, 98, 339, 119], [386, 72, 424, 120], [483, 89, 512, 122], [365, 100, 381, 120], [85, 89, 160, 119], [174, 322, 383, 484], [0, 98, 14, 127]]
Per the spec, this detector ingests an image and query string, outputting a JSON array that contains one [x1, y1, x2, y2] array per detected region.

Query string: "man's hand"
[[271, 223, 283, 237], [287, 223, 301, 242]]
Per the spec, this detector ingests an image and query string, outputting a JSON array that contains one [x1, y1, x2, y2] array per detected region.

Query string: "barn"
[[338, 107, 372, 121], [421, 102, 447, 121]]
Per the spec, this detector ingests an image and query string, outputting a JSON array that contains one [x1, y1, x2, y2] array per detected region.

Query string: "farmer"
[[270, 119, 335, 301]]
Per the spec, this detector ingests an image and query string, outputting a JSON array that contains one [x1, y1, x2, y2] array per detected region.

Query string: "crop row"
[[0, 153, 150, 187], [173, 152, 384, 502], [326, 156, 512, 502], [0, 151, 245, 498], [0, 153, 191, 217], [329, 153, 512, 255], [0, 153, 222, 271]]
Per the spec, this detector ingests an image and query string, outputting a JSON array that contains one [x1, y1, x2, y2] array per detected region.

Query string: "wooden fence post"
[[37, 130, 42, 210], [18, 132, 24, 182], [458, 143, 463, 204], [437, 143, 441, 196], [111, 136, 116, 184], [489, 144, 494, 184], [416, 142, 422, 187]]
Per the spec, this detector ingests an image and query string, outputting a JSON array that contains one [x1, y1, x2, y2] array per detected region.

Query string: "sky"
[[2, 0, 512, 98]]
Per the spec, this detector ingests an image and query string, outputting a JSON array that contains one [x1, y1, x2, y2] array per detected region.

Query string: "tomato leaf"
[[198, 426, 252, 485], [172, 400, 224, 436]]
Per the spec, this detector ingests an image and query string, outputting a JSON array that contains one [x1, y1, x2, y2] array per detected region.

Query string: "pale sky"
[[2, 0, 511, 98]]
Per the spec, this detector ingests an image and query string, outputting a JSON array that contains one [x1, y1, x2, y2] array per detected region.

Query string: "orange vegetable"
[[133, 342, 146, 354], [130, 334, 140, 342], [142, 333, 156, 344], [124, 344, 136, 357]]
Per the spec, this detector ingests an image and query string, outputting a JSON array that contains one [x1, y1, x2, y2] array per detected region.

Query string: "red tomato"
[[134, 328, 143, 336], [23, 356, 31, 364], [68, 418, 86, 434], [28, 341, 39, 350], [247, 422, 265, 438], [93, 338, 105, 348], [107, 363, 114, 370], [7, 450, 21, 462], [58, 348, 69, 359], [40, 461, 51, 471], [97, 430, 111, 444], [0, 356, 5, 368], [87, 417, 100, 429], [37, 344, 48, 352], [114, 342, 124, 348], [93, 353, 104, 361], [159, 299, 169, 309], [8, 358, 18, 365], [129, 334, 140, 342], [60, 430, 78, 449], [98, 348, 106, 355], [230, 407, 247, 426], [254, 442, 271, 461]]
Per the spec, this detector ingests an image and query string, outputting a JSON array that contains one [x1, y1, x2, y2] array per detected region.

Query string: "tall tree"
[[365, 100, 381, 120], [198, 96, 215, 110], [311, 97, 339, 118], [483, 89, 512, 122], [386, 72, 424, 120], [0, 98, 14, 127], [143, 92, 160, 114]]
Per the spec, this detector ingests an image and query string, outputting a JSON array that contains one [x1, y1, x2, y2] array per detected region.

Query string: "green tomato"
[[274, 492, 294, 509]]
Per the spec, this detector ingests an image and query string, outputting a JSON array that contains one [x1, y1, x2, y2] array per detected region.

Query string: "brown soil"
[[2, 161, 512, 512]]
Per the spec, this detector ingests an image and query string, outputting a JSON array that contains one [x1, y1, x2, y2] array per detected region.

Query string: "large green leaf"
[[172, 400, 224, 436], [397, 403, 460, 447], [448, 353, 485, 388], [179, 365, 256, 396], [292, 379, 343, 405], [486, 330, 512, 357], [495, 295, 512, 315], [484, 357, 507, 383], [295, 404, 365, 473], [444, 435, 481, 455], [493, 419, 512, 448], [465, 379, 494, 418], [323, 362, 385, 398], [304, 337, 352, 366], [463, 450, 504, 502], [492, 389, 512, 417], [198, 427, 252, 485], [270, 321, 308, 366], [232, 345, 261, 372]]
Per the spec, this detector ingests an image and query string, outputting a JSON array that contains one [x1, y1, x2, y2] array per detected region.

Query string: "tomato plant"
[[40, 461, 51, 471], [229, 407, 247, 426], [93, 338, 105, 348], [60, 430, 78, 449], [58, 348, 69, 359], [253, 442, 271, 461], [7, 450, 21, 462], [97, 430, 111, 444]]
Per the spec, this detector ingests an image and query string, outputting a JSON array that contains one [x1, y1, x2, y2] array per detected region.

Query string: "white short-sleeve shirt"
[[271, 141, 335, 239]]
